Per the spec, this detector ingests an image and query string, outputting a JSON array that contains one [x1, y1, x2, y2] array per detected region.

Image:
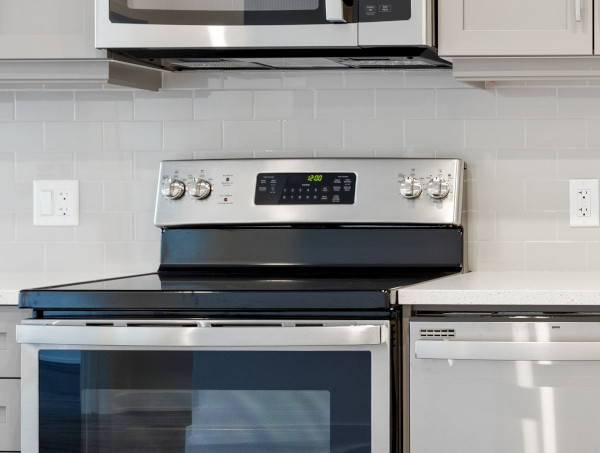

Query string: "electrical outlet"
[[33, 180, 79, 226], [569, 179, 599, 227]]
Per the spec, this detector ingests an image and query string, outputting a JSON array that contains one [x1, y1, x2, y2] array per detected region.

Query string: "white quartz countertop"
[[0, 272, 147, 306], [397, 272, 600, 306]]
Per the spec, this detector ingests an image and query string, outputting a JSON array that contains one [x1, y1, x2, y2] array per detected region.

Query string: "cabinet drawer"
[[0, 307, 30, 378], [0, 379, 20, 451]]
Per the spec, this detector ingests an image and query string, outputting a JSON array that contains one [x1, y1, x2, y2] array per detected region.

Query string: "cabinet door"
[[439, 0, 593, 56], [0, 380, 19, 451], [0, 0, 105, 58]]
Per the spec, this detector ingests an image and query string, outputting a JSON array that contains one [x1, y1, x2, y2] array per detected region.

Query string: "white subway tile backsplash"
[[15, 212, 74, 241], [526, 118, 586, 148], [496, 149, 557, 180], [468, 242, 526, 271], [0, 243, 44, 272], [316, 90, 374, 119], [104, 122, 163, 151], [15, 91, 73, 121], [0, 92, 13, 120], [405, 119, 464, 150], [224, 120, 282, 149], [45, 243, 105, 272], [15, 152, 74, 181], [557, 149, 600, 179], [344, 119, 403, 149], [496, 88, 557, 118], [6, 73, 600, 273], [75, 152, 133, 181], [0, 122, 43, 152], [134, 91, 194, 120], [0, 213, 14, 240], [194, 91, 253, 120], [0, 153, 14, 181], [375, 89, 435, 119], [465, 119, 525, 150], [283, 120, 343, 149], [526, 242, 587, 271], [164, 121, 222, 150], [45, 122, 103, 151], [105, 242, 160, 273], [496, 211, 557, 241], [525, 179, 568, 211], [437, 89, 496, 119], [76, 212, 134, 242], [75, 91, 134, 121], [254, 90, 314, 119]]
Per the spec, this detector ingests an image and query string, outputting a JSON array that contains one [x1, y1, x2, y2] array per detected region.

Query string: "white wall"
[[1, 69, 600, 273]]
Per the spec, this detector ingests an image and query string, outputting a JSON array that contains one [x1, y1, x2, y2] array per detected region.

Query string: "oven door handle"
[[415, 339, 600, 361], [17, 324, 383, 347]]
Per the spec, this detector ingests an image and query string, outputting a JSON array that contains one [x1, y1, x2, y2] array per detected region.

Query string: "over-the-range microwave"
[[95, 0, 449, 70]]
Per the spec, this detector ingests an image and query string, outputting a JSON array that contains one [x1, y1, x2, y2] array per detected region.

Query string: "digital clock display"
[[255, 172, 356, 205]]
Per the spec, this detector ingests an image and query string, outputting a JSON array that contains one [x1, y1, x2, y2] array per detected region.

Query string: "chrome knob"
[[189, 178, 212, 200], [426, 177, 450, 199], [161, 178, 186, 200], [399, 176, 422, 199]]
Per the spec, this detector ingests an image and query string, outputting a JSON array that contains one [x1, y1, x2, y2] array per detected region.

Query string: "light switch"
[[33, 180, 79, 226]]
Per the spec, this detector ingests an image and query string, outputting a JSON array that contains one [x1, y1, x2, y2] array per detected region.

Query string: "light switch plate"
[[569, 179, 599, 227], [33, 180, 79, 226]]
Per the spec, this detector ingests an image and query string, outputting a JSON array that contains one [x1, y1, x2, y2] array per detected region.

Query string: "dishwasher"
[[409, 311, 600, 453]]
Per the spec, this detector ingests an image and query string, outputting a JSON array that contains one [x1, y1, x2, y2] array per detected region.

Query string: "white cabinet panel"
[[0, 307, 29, 379], [0, 0, 105, 58], [439, 0, 593, 56], [0, 379, 20, 452]]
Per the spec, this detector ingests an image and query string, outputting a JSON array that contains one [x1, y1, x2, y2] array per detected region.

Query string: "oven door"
[[18, 319, 390, 453]]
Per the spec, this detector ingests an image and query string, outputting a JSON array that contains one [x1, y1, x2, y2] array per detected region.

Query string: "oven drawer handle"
[[17, 325, 383, 347], [415, 340, 600, 361]]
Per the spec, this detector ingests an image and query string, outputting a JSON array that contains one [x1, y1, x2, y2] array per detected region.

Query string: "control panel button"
[[189, 178, 212, 200], [399, 176, 422, 199], [161, 178, 186, 200], [426, 177, 450, 199]]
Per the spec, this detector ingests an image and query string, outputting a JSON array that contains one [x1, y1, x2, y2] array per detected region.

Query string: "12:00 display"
[[307, 174, 323, 182]]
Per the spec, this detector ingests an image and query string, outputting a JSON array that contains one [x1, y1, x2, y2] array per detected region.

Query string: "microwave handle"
[[415, 339, 600, 361], [325, 0, 347, 22], [17, 324, 382, 347]]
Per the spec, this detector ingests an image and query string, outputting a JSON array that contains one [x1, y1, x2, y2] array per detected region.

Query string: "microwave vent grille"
[[420, 328, 456, 338]]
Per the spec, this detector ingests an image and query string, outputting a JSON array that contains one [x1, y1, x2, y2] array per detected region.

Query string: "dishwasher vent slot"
[[420, 328, 455, 338]]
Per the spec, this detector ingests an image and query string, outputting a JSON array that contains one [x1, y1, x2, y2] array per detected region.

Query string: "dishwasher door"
[[410, 319, 600, 453]]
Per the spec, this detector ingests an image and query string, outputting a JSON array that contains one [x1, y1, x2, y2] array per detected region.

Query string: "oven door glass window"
[[108, 0, 345, 25], [38, 350, 371, 453]]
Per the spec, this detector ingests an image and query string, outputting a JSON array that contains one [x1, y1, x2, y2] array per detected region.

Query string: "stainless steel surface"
[[17, 319, 384, 347], [96, 0, 431, 49], [154, 158, 464, 227], [410, 319, 600, 453], [20, 319, 391, 453], [399, 176, 422, 199]]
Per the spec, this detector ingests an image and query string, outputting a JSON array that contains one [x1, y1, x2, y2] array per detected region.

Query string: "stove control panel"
[[155, 158, 465, 227]]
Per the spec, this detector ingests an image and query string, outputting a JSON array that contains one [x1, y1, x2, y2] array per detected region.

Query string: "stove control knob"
[[161, 178, 186, 200], [189, 178, 212, 200], [399, 176, 422, 199], [426, 177, 450, 199]]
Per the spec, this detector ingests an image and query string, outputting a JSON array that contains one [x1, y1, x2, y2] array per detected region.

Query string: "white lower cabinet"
[[0, 306, 30, 453], [0, 380, 19, 452]]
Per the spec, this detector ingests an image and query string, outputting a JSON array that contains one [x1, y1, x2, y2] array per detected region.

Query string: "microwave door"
[[96, 0, 359, 49]]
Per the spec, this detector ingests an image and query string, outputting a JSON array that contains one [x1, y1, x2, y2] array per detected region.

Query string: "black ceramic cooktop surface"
[[18, 269, 455, 317]]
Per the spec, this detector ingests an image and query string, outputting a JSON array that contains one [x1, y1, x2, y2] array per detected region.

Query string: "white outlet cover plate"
[[569, 179, 600, 227], [33, 180, 80, 226]]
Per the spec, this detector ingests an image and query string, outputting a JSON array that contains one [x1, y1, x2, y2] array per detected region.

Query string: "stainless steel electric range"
[[18, 158, 465, 453]]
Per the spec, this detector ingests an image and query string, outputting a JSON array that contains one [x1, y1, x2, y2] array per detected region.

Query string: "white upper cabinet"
[[0, 0, 105, 58], [438, 0, 593, 56]]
